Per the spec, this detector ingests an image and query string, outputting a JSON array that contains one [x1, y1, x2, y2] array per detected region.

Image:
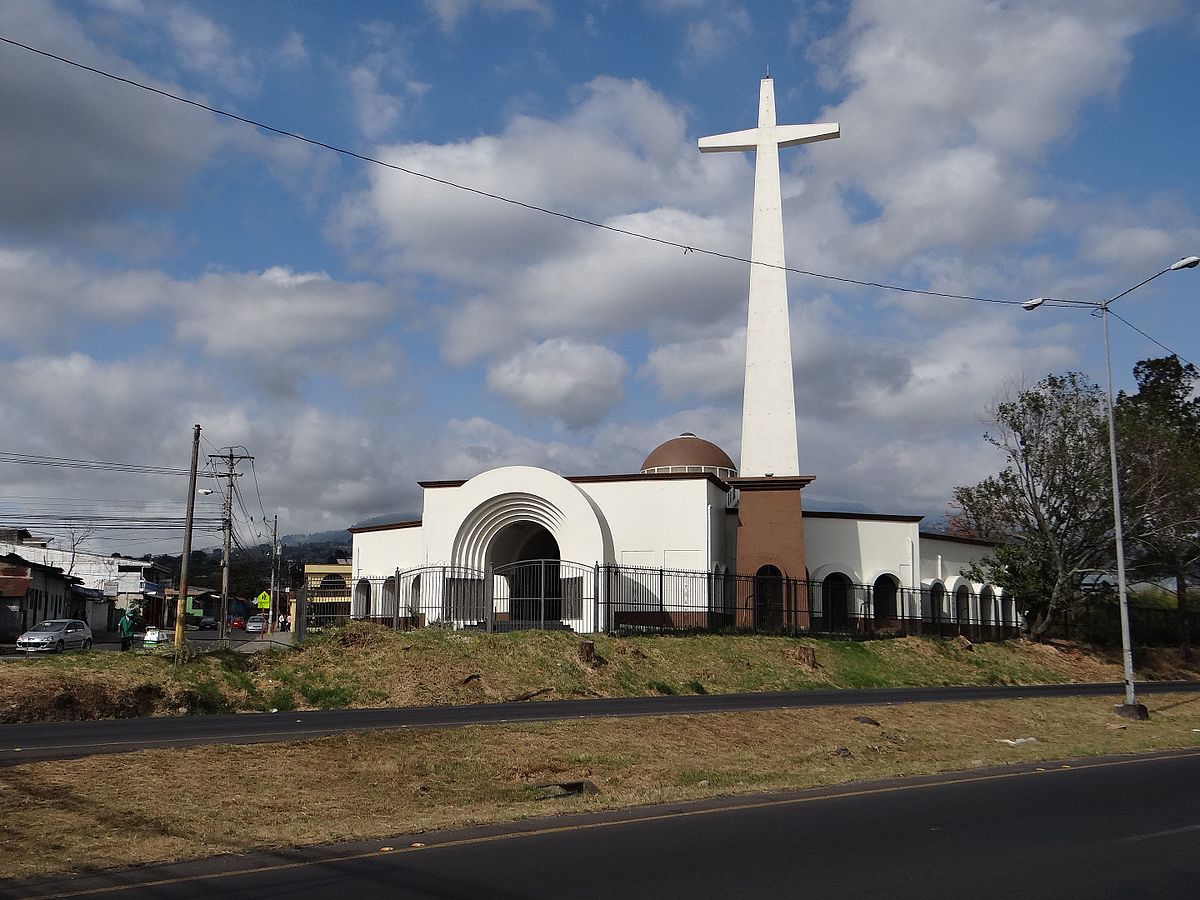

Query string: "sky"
[[1, 0, 1198, 557]]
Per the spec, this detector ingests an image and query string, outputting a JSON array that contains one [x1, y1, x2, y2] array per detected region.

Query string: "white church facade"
[[344, 77, 1015, 639]]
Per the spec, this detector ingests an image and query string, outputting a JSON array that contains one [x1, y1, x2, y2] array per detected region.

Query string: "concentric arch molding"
[[448, 466, 608, 570]]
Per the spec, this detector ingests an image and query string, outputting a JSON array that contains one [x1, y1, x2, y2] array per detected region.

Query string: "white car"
[[142, 626, 172, 646], [245, 614, 267, 633], [17, 619, 93, 653]]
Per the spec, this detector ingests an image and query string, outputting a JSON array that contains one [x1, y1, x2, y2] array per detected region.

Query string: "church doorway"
[[823, 573, 851, 632], [754, 565, 783, 631], [873, 574, 898, 623], [489, 521, 566, 628], [955, 585, 972, 636]]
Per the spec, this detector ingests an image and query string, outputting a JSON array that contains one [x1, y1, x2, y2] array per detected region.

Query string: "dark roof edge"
[[348, 519, 423, 535], [919, 531, 1000, 548]]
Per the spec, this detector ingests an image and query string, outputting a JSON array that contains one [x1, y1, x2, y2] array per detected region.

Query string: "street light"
[[1023, 256, 1198, 719]]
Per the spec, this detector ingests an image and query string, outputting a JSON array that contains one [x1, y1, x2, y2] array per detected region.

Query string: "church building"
[[348, 77, 1013, 639]]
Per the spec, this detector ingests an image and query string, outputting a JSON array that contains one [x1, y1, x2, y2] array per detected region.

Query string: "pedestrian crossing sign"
[[255, 591, 271, 609]]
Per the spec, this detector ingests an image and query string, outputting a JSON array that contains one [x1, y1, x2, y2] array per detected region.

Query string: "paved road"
[[2, 680, 1197, 765], [8, 748, 1200, 898], [0, 631, 292, 657]]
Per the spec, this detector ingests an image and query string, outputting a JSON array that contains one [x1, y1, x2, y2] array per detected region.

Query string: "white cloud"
[[163, 6, 256, 94], [486, 339, 629, 428], [275, 30, 309, 67], [681, 8, 751, 65], [424, 0, 552, 32], [808, 0, 1176, 270], [0, 2, 222, 243], [345, 22, 430, 140], [171, 266, 397, 357]]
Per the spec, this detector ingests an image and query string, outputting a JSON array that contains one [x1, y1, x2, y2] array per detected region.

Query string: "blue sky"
[[1, 0, 1198, 554]]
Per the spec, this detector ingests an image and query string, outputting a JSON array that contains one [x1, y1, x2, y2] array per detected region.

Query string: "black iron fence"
[[1055, 601, 1200, 647], [302, 562, 1022, 642], [600, 565, 1019, 641]]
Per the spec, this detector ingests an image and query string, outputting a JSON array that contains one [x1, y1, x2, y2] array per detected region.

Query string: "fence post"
[[393, 568, 401, 631], [593, 562, 599, 635], [662, 571, 672, 633], [485, 562, 494, 634]]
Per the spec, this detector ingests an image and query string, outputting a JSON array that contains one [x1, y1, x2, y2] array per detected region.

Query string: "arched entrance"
[[824, 573, 852, 632], [926, 583, 945, 632], [489, 521, 567, 628], [955, 585, 972, 635], [754, 565, 783, 632], [352, 578, 372, 619], [873, 574, 898, 623]]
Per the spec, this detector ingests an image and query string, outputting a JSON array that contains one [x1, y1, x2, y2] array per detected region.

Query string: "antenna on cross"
[[764, 64, 771, 79]]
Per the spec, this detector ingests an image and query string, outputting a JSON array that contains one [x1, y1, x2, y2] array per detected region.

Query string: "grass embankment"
[[2, 693, 1199, 879], [3, 624, 1186, 723]]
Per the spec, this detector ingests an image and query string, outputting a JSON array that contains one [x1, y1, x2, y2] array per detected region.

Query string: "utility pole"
[[268, 514, 277, 635], [209, 449, 253, 644], [174, 424, 202, 650]]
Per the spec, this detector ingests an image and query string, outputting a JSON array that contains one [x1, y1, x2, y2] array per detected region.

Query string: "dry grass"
[[2, 693, 1199, 880], [2, 626, 1196, 725]]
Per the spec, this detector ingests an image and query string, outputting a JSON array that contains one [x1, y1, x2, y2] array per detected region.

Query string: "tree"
[[951, 373, 1113, 638], [1116, 356, 1200, 660]]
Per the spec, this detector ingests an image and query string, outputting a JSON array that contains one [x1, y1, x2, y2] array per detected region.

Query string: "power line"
[[0, 34, 1024, 308], [1108, 310, 1196, 368], [0, 450, 214, 477], [1, 36, 1190, 378]]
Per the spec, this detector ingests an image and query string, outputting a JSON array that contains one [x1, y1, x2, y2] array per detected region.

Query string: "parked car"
[[16, 619, 92, 653], [198, 616, 217, 630], [230, 615, 246, 630], [245, 614, 266, 633], [142, 626, 171, 646]]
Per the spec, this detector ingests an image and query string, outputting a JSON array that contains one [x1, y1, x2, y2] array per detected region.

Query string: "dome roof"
[[640, 433, 736, 478]]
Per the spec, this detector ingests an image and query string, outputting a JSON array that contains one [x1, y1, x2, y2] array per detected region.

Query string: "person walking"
[[118, 609, 135, 651]]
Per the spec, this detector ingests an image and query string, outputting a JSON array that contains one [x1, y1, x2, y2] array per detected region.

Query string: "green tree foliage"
[[951, 373, 1112, 638], [1116, 356, 1200, 658]]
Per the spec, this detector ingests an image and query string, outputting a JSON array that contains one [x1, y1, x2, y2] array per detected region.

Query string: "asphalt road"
[[0, 631, 292, 657], [9, 748, 1200, 898], [2, 680, 1197, 765]]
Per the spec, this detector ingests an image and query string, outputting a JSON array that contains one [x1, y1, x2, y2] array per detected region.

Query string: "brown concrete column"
[[729, 475, 813, 629]]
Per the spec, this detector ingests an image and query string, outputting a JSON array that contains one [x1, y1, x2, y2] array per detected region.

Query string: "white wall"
[[351, 471, 733, 578], [575, 477, 726, 571], [354, 526, 424, 576]]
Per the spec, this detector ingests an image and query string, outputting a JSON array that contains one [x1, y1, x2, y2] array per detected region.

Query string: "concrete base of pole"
[[1115, 702, 1150, 720]]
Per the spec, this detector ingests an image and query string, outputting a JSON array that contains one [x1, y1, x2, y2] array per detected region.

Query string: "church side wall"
[[354, 527, 425, 577], [918, 536, 992, 585], [803, 517, 921, 587]]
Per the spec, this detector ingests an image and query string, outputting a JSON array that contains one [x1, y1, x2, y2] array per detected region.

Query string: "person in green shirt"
[[118, 609, 135, 651]]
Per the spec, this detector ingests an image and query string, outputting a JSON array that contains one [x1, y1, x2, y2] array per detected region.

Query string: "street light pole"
[[1100, 300, 1138, 714], [1023, 255, 1198, 719]]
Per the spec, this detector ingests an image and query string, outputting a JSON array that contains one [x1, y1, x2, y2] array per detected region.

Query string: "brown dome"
[[640, 433, 736, 478]]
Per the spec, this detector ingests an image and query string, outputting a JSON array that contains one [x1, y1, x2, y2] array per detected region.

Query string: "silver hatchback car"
[[16, 619, 93, 653]]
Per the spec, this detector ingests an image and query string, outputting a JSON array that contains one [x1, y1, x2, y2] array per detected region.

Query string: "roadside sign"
[[255, 591, 271, 609]]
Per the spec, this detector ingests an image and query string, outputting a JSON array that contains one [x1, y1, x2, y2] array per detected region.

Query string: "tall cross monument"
[[700, 76, 837, 592], [699, 76, 838, 477]]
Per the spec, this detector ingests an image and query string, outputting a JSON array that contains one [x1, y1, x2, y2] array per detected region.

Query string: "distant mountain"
[[281, 529, 352, 546]]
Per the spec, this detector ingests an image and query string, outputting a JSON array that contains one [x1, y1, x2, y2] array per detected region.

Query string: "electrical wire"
[[0, 450, 214, 476], [0, 34, 1025, 307], [1108, 310, 1196, 368]]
